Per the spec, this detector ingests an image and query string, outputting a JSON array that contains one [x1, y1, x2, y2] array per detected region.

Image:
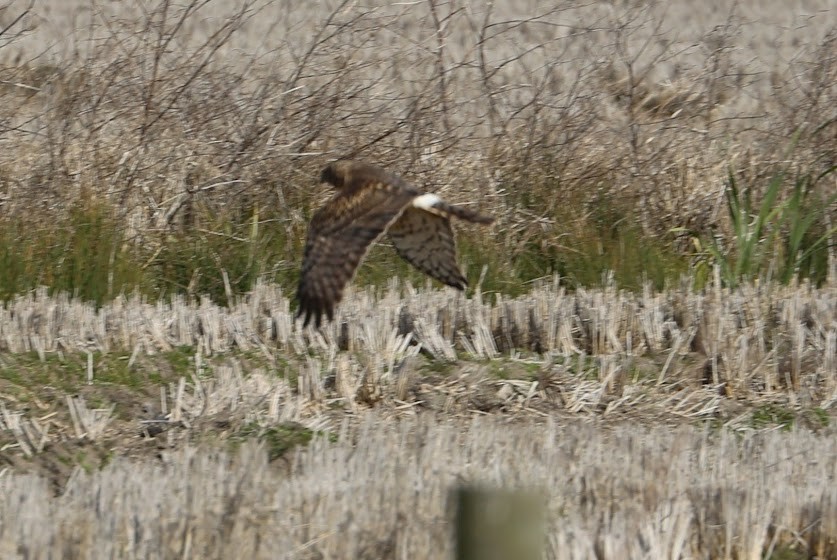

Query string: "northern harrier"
[[296, 160, 494, 327]]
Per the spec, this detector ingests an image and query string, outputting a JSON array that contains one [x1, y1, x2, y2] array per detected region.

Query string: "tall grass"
[[0, 0, 834, 305], [0, 203, 140, 304], [0, 194, 693, 304], [699, 126, 836, 288]]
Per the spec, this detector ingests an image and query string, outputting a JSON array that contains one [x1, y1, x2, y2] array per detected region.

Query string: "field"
[[0, 0, 836, 558]]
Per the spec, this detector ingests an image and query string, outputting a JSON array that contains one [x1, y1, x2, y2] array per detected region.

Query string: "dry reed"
[[0, 0, 834, 277], [0, 278, 834, 452], [1, 2, 836, 557], [1, 415, 836, 559]]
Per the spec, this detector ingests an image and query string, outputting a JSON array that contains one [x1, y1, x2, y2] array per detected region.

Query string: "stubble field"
[[1, 1, 836, 558]]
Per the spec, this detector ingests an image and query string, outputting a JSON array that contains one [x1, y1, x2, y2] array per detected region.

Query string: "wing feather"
[[296, 182, 415, 327], [387, 207, 468, 290]]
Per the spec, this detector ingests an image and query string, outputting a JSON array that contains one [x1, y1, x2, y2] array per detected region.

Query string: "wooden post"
[[453, 485, 545, 560]]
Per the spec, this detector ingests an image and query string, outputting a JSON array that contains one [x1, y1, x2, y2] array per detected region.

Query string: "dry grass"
[[1, 1, 836, 557], [1, 416, 836, 559], [0, 279, 834, 403], [0, 279, 833, 556], [0, 0, 835, 295], [0, 280, 832, 559]]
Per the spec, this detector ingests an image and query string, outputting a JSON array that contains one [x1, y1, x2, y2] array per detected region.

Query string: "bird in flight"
[[296, 160, 494, 327]]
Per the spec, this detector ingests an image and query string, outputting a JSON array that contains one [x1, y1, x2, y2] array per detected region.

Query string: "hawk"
[[296, 160, 494, 327]]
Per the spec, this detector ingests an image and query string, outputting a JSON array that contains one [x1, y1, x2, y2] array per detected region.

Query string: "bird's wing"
[[387, 207, 468, 290], [296, 182, 415, 327]]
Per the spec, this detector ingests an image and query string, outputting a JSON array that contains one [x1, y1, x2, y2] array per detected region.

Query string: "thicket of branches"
[[0, 0, 834, 302]]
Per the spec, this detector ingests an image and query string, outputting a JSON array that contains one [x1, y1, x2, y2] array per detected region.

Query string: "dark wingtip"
[[298, 309, 320, 329], [448, 275, 468, 291], [295, 296, 314, 328], [296, 296, 330, 329]]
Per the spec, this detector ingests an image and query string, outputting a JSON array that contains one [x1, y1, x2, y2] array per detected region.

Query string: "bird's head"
[[320, 160, 353, 189]]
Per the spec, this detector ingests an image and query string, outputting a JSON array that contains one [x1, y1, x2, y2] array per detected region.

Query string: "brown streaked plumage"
[[296, 160, 493, 327]]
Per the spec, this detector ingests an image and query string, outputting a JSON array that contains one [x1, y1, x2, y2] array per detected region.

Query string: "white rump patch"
[[412, 193, 441, 210]]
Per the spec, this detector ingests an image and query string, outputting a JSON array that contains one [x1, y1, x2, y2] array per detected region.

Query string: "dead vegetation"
[[1, 416, 836, 559], [1, 0, 836, 558], [0, 279, 835, 557], [0, 278, 834, 402], [0, 0, 834, 300]]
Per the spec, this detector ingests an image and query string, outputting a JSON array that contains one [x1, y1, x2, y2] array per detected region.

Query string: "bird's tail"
[[433, 201, 494, 224]]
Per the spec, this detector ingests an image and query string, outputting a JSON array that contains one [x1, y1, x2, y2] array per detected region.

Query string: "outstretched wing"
[[296, 183, 416, 327], [386, 207, 468, 290]]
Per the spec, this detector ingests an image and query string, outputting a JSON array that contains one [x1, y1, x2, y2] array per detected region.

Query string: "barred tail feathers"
[[411, 193, 493, 224]]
